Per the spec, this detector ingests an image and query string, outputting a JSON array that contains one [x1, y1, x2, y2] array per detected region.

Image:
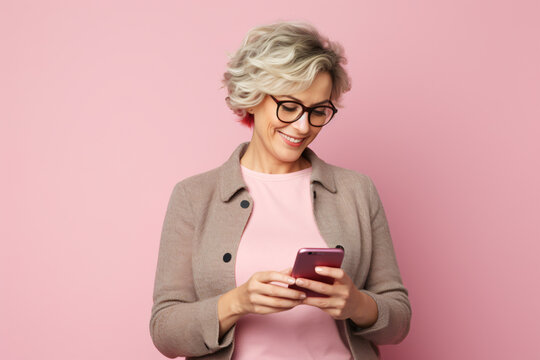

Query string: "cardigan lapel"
[[218, 141, 337, 202]]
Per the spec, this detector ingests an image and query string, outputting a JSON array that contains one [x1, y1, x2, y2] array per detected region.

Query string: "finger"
[[301, 296, 345, 309], [258, 282, 306, 300], [294, 278, 334, 296], [314, 266, 348, 282], [250, 304, 296, 315], [251, 293, 303, 309], [295, 303, 336, 319], [255, 271, 296, 285]]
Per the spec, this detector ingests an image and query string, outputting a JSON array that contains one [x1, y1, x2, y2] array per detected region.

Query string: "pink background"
[[2, 1, 539, 359]]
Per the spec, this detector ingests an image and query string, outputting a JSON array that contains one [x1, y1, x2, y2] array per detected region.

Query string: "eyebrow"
[[279, 95, 331, 106]]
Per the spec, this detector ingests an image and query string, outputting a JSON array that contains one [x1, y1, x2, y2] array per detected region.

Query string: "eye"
[[282, 104, 300, 112], [312, 109, 329, 117]]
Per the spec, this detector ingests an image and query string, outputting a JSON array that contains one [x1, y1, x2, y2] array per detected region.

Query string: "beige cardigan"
[[150, 142, 411, 359]]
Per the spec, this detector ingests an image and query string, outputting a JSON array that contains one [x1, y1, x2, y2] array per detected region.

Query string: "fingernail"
[[287, 277, 295, 284], [300, 293, 306, 299], [296, 279, 305, 286], [315, 267, 323, 273]]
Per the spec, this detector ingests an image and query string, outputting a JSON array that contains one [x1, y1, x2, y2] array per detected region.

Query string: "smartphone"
[[288, 247, 344, 297]]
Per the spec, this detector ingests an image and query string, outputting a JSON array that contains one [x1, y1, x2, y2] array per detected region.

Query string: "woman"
[[150, 21, 411, 359]]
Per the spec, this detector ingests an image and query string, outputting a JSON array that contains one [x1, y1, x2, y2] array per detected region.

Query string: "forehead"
[[292, 72, 332, 101], [276, 72, 333, 106]]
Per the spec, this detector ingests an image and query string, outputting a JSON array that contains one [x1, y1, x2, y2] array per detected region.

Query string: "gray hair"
[[222, 21, 352, 123]]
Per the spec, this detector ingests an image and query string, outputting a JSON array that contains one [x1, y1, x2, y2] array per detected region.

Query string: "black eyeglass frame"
[[269, 95, 338, 127]]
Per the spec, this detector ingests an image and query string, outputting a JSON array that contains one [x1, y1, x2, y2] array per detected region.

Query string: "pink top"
[[233, 164, 352, 360]]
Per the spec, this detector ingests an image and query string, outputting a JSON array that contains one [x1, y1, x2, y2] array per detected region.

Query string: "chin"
[[274, 144, 305, 162]]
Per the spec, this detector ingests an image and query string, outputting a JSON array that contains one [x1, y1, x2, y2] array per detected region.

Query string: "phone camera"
[[308, 252, 313, 255]]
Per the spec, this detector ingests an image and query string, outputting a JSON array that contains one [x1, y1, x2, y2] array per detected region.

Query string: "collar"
[[218, 142, 337, 202]]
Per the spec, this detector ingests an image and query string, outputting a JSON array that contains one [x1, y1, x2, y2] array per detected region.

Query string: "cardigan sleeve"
[[149, 182, 234, 358], [350, 177, 412, 344]]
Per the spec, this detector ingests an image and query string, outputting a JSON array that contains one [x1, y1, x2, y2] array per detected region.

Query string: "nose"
[[291, 112, 310, 133]]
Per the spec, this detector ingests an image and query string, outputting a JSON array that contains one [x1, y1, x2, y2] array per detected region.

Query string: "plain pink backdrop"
[[1, 1, 539, 359]]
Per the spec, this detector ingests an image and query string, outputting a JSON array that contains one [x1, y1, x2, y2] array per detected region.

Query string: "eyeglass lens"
[[278, 102, 334, 126]]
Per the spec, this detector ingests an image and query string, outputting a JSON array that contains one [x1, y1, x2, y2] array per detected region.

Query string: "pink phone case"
[[288, 247, 344, 297]]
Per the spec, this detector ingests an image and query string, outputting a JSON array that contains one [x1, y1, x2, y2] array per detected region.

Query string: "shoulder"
[[171, 166, 221, 199], [325, 162, 376, 196], [177, 167, 220, 189], [323, 162, 385, 219], [170, 142, 247, 198]]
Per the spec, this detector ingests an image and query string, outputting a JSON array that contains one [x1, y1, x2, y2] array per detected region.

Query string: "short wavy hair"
[[222, 21, 352, 128]]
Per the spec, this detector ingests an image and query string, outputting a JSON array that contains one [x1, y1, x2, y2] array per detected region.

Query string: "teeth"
[[280, 132, 303, 143]]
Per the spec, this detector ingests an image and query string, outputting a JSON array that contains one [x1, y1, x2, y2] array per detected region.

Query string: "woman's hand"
[[234, 268, 307, 316], [294, 266, 378, 327], [218, 268, 306, 338]]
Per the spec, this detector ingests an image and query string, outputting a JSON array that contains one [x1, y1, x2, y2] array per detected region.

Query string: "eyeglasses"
[[269, 95, 338, 127]]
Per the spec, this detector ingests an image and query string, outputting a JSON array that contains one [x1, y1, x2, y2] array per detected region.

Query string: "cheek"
[[266, 121, 273, 134], [306, 128, 323, 143], [255, 105, 277, 129], [266, 114, 282, 132], [313, 126, 324, 136]]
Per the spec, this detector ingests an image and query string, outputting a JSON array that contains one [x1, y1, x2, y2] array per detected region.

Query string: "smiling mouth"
[[278, 131, 305, 143]]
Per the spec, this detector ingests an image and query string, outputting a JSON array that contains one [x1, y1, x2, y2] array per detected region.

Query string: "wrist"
[[217, 288, 243, 339], [228, 286, 245, 317], [349, 290, 378, 328], [220, 286, 246, 319]]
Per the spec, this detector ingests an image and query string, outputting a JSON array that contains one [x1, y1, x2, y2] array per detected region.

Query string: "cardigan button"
[[240, 200, 250, 208], [336, 245, 344, 250], [223, 253, 232, 263]]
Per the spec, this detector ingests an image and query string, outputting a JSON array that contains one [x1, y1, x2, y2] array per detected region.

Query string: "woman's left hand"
[[295, 266, 378, 327]]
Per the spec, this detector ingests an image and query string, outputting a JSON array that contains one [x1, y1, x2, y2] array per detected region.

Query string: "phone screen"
[[288, 247, 344, 297]]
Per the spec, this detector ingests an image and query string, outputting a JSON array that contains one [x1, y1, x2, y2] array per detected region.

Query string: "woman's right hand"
[[218, 268, 306, 339], [234, 268, 307, 316]]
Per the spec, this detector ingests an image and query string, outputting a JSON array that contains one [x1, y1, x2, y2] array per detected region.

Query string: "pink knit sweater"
[[233, 164, 352, 359]]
